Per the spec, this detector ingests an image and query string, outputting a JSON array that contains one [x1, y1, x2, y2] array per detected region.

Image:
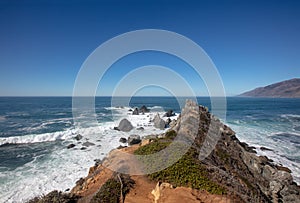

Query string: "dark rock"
[[165, 118, 172, 126], [240, 142, 256, 153], [80, 147, 87, 150], [74, 134, 83, 141], [128, 109, 133, 112], [117, 145, 127, 149], [153, 114, 165, 130], [139, 105, 150, 113], [113, 127, 120, 131], [260, 146, 273, 151], [82, 141, 95, 147], [119, 137, 127, 143], [76, 178, 85, 186], [276, 165, 292, 173], [67, 144, 76, 149], [94, 159, 102, 166], [128, 135, 141, 145], [137, 127, 144, 131], [164, 109, 175, 117], [118, 118, 133, 132], [258, 156, 271, 165], [132, 108, 139, 115]]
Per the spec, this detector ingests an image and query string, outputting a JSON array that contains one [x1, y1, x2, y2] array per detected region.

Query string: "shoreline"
[[8, 100, 300, 202]]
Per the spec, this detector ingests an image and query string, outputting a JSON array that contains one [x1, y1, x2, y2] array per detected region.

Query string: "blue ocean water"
[[0, 97, 299, 202]]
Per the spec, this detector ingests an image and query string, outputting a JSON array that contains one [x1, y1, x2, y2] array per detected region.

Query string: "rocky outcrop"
[[139, 105, 150, 113], [164, 110, 175, 117], [117, 119, 133, 132], [127, 135, 141, 145], [153, 114, 165, 130], [132, 108, 139, 115], [171, 100, 300, 203]]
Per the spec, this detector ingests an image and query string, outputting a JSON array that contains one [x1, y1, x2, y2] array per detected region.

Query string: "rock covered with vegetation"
[[168, 99, 300, 202]]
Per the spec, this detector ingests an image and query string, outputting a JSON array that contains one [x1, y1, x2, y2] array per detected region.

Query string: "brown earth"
[[72, 141, 236, 203]]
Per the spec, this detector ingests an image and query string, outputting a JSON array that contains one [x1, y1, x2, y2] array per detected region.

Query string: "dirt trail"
[[73, 141, 235, 203]]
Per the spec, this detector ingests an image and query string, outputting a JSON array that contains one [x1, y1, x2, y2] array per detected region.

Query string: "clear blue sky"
[[0, 0, 299, 96]]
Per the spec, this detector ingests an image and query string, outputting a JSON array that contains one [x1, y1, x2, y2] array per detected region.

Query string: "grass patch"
[[134, 134, 226, 195]]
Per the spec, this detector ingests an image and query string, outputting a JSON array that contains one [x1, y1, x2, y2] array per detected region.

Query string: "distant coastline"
[[239, 78, 300, 98]]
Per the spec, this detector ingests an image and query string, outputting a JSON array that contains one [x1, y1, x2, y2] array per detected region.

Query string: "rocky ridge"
[[170, 100, 300, 202]]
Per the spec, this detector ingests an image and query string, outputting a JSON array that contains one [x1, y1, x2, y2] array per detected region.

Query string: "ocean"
[[0, 97, 299, 202]]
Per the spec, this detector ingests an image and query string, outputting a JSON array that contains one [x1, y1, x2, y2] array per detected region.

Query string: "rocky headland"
[[29, 100, 300, 203]]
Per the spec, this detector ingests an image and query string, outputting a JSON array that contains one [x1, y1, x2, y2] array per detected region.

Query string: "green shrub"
[[91, 174, 135, 203], [91, 179, 121, 203], [134, 138, 226, 195]]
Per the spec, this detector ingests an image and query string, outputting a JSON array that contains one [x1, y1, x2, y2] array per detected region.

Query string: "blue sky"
[[0, 0, 299, 96]]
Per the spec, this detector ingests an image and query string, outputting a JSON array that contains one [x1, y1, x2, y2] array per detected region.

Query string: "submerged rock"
[[260, 146, 273, 151], [137, 127, 144, 131], [67, 144, 76, 149], [113, 127, 120, 131], [82, 141, 95, 147], [119, 137, 127, 143], [74, 134, 83, 141], [118, 118, 133, 132]]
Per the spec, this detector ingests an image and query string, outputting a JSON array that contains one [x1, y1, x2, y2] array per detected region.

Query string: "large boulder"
[[118, 119, 133, 132], [153, 114, 165, 130], [128, 135, 141, 145]]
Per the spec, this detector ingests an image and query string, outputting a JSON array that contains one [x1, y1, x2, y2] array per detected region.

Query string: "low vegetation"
[[91, 173, 135, 203], [134, 130, 226, 195], [27, 190, 79, 203]]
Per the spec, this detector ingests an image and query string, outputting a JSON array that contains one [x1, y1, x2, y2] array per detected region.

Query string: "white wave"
[[0, 116, 6, 122], [0, 129, 77, 145], [269, 131, 300, 137], [281, 114, 300, 119], [104, 106, 130, 110], [0, 112, 175, 203]]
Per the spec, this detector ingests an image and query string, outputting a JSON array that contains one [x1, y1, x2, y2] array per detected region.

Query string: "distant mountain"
[[239, 78, 300, 98]]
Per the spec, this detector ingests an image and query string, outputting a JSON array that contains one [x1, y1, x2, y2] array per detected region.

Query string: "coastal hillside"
[[240, 78, 300, 98]]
